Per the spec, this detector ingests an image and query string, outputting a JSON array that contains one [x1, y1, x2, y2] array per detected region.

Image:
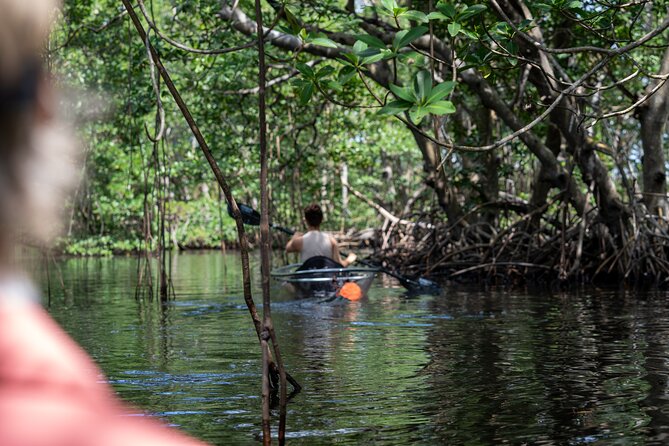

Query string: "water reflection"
[[31, 252, 669, 445]]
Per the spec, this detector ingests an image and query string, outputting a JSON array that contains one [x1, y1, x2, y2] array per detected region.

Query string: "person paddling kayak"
[[285, 203, 357, 267]]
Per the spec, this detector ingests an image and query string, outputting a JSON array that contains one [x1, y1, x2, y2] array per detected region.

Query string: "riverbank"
[[53, 229, 379, 257]]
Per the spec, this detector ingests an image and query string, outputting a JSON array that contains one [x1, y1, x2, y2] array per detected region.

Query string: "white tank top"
[[301, 231, 333, 262]]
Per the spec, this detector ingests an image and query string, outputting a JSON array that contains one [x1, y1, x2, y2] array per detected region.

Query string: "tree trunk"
[[476, 108, 499, 224], [639, 46, 669, 216], [497, 0, 628, 232], [409, 127, 462, 222], [530, 123, 561, 227], [460, 69, 587, 216]]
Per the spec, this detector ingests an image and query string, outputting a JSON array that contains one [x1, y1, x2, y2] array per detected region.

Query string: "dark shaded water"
[[35, 252, 669, 444]]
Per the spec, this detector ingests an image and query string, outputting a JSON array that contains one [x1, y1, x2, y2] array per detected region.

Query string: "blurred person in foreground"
[[0, 1, 207, 445]]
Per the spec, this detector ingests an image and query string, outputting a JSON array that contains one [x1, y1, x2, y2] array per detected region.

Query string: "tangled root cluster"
[[374, 205, 669, 287]]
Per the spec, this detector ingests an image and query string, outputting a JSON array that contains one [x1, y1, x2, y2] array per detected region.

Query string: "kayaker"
[[0, 1, 207, 445], [286, 203, 357, 267]]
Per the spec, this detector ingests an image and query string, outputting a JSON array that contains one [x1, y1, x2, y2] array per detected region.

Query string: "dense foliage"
[[55, 0, 669, 283], [52, 0, 422, 255]]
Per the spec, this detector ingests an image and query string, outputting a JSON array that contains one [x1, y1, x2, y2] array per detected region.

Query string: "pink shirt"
[[0, 295, 208, 446]]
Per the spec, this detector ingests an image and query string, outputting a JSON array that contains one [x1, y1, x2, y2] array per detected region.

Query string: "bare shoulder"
[[286, 233, 303, 252]]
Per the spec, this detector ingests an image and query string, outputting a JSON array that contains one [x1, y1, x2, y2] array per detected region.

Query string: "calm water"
[[33, 251, 669, 444]]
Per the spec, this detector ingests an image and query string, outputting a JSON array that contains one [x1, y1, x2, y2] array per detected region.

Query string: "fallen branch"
[[343, 180, 432, 229]]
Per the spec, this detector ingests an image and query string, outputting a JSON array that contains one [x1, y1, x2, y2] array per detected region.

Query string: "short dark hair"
[[304, 203, 323, 227]]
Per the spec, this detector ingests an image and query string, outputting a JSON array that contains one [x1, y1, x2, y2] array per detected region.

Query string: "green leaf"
[[448, 22, 462, 37], [361, 52, 385, 64], [425, 100, 456, 115], [436, 3, 456, 18], [389, 84, 415, 102], [296, 62, 314, 78], [378, 100, 412, 115], [396, 50, 419, 63], [355, 34, 387, 49], [393, 6, 409, 17], [343, 52, 360, 66], [398, 10, 428, 23], [393, 26, 428, 50], [427, 81, 455, 102], [534, 2, 552, 10], [519, 19, 534, 31], [353, 40, 368, 54], [292, 79, 309, 88], [493, 22, 512, 36], [426, 11, 449, 21], [380, 0, 397, 12], [338, 65, 357, 84], [566, 0, 582, 8], [315, 65, 336, 79], [357, 48, 382, 58], [284, 7, 301, 34], [299, 82, 314, 104], [413, 70, 433, 102], [326, 80, 343, 92], [309, 37, 338, 48], [409, 105, 430, 123], [460, 28, 479, 40], [458, 4, 487, 21]]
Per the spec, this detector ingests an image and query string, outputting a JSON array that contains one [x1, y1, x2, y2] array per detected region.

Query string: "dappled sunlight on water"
[[34, 252, 669, 445]]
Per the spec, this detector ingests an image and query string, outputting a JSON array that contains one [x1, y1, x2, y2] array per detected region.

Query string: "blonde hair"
[[0, 0, 57, 85], [0, 0, 77, 244]]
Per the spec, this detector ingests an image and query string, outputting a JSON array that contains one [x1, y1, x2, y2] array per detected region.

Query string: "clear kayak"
[[270, 263, 379, 299]]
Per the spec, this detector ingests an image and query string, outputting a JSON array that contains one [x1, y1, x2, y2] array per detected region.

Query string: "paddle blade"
[[338, 282, 363, 301], [227, 202, 261, 226], [397, 275, 441, 294]]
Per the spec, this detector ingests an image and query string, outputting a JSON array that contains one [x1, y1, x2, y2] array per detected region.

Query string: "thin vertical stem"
[[254, 1, 288, 444], [255, 0, 272, 440], [120, 3, 299, 434]]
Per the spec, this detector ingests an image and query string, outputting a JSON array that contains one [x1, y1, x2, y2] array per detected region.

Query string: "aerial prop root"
[[373, 207, 669, 285]]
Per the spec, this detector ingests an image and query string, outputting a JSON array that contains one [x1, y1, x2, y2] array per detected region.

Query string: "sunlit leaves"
[[448, 22, 462, 37], [459, 4, 487, 20], [393, 26, 429, 50], [389, 84, 414, 102], [380, 100, 413, 115], [355, 34, 386, 49], [535, 0, 583, 11], [349, 26, 426, 66], [428, 81, 456, 103], [425, 101, 456, 114], [426, 2, 487, 40], [338, 65, 357, 84], [308, 37, 338, 48], [379, 71, 456, 123], [293, 62, 349, 105], [295, 62, 314, 78], [377, 0, 428, 23], [315, 66, 336, 78], [398, 10, 428, 23]]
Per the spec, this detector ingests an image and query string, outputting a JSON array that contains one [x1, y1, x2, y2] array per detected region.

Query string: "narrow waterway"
[[36, 252, 669, 445]]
